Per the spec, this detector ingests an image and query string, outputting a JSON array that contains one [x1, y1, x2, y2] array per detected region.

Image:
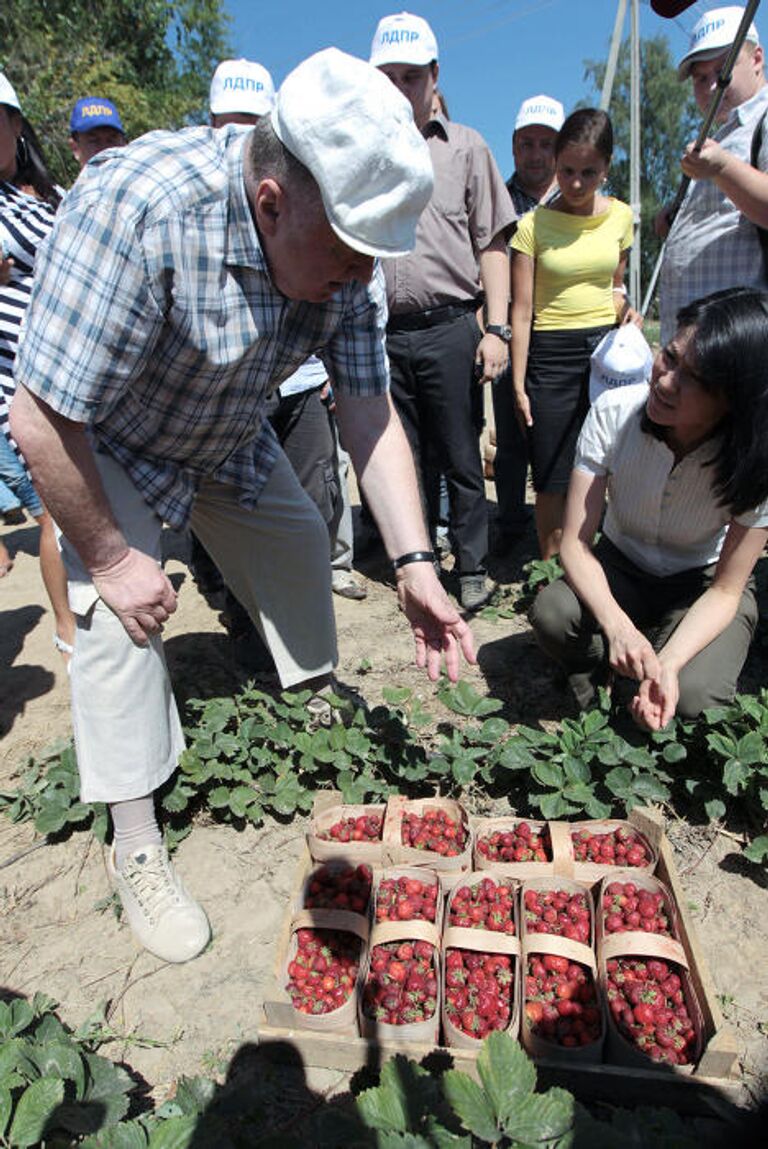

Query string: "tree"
[[583, 35, 699, 310], [0, 0, 230, 187]]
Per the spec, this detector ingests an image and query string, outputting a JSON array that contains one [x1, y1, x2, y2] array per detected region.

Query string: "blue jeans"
[[0, 433, 43, 518]]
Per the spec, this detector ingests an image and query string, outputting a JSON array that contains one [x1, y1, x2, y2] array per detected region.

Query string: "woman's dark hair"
[[676, 287, 768, 515], [1, 105, 61, 210], [555, 108, 613, 163]]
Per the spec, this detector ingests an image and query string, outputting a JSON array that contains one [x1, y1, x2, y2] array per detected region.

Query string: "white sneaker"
[[107, 844, 210, 963]]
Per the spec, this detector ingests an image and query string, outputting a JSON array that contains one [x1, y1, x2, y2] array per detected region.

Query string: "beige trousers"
[[62, 450, 336, 802]]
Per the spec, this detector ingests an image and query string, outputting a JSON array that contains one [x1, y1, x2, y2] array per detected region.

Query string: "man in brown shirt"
[[369, 11, 515, 611]]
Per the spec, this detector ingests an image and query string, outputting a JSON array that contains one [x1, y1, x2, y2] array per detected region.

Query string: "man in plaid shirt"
[[10, 50, 475, 964]]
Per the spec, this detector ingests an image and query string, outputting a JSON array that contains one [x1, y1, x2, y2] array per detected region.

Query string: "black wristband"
[[392, 550, 436, 570]]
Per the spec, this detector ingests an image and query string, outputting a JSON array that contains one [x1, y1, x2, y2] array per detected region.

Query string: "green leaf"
[[476, 1033, 536, 1123], [532, 761, 563, 789], [621, 747, 655, 769], [475, 717, 510, 743], [81, 1120, 150, 1148], [582, 709, 609, 736], [503, 1087, 574, 1144], [562, 756, 591, 784], [382, 687, 413, 706], [27, 1040, 86, 1097], [706, 731, 738, 759], [743, 835, 768, 864], [146, 1114, 198, 1148], [9, 999, 35, 1036], [495, 742, 537, 770], [441, 1071, 499, 1142], [704, 798, 726, 822], [661, 741, 687, 764], [9, 1077, 65, 1146], [451, 757, 478, 786], [736, 731, 766, 765], [604, 766, 634, 797], [227, 785, 257, 819], [81, 1053, 133, 1127], [439, 681, 503, 718], [584, 794, 613, 820], [562, 780, 598, 808], [34, 803, 72, 836], [172, 1077, 217, 1116], [0, 1086, 12, 1138], [537, 792, 579, 820], [596, 742, 623, 766], [723, 759, 749, 795], [631, 775, 671, 803]]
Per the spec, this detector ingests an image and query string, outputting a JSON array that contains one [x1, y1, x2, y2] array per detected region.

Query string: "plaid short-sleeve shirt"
[[15, 126, 390, 528]]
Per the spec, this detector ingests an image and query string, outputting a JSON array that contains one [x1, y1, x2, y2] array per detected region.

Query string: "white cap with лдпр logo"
[[589, 325, 654, 405], [369, 11, 438, 67], [677, 6, 760, 80], [210, 58, 275, 116]]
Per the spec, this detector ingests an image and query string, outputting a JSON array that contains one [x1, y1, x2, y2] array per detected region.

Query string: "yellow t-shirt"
[[511, 198, 633, 330]]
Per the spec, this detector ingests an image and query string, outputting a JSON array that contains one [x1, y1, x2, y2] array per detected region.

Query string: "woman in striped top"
[[0, 72, 75, 653], [531, 287, 768, 731]]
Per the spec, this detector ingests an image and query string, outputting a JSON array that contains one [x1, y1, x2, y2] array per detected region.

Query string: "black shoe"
[[460, 573, 496, 612], [2, 507, 26, 526]]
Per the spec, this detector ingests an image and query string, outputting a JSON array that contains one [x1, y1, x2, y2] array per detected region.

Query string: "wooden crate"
[[258, 805, 742, 1113]]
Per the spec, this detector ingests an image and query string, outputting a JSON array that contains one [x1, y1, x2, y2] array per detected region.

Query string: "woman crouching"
[[531, 286, 768, 731]]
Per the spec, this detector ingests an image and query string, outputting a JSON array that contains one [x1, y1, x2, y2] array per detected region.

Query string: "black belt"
[[387, 298, 480, 333]]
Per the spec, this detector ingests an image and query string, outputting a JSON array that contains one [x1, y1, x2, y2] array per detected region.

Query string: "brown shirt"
[[383, 114, 515, 315]]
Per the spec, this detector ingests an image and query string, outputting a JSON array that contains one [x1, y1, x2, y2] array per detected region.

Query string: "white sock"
[[110, 796, 162, 869]]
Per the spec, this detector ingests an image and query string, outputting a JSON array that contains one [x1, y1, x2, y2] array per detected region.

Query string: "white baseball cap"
[[271, 48, 434, 259], [210, 58, 275, 116], [0, 73, 21, 111], [514, 95, 565, 134], [589, 325, 653, 405], [369, 12, 438, 68], [677, 7, 760, 80]]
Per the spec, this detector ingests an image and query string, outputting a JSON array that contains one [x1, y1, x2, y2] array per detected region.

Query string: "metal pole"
[[601, 0, 628, 111], [641, 0, 762, 316], [629, 0, 641, 309]]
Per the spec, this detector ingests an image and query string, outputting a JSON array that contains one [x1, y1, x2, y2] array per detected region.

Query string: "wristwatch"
[[486, 323, 512, 343]]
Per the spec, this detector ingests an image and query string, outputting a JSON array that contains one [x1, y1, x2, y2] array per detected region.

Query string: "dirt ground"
[[1, 489, 767, 1125]]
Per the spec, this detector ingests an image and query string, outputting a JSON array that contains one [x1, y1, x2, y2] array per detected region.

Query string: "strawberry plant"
[[605, 957, 699, 1066], [524, 954, 602, 1049]]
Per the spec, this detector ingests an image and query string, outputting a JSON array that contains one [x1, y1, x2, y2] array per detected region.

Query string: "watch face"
[[488, 324, 512, 341]]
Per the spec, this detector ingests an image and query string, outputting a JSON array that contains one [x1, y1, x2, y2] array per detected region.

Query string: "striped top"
[[15, 125, 390, 529], [575, 383, 768, 576], [0, 181, 56, 448]]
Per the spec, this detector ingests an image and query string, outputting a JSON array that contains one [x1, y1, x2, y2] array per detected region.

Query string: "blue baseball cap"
[[70, 97, 125, 134]]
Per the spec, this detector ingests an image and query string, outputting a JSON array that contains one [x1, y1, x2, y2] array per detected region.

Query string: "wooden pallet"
[[258, 805, 742, 1114]]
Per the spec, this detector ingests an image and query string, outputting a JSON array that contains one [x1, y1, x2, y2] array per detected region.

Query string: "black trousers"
[[386, 313, 487, 575]]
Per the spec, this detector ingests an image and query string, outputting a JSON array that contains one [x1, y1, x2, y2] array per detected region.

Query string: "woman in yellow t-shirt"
[[510, 108, 640, 559]]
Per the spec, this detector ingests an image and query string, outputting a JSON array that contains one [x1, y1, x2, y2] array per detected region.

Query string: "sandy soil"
[[1, 499, 767, 1122]]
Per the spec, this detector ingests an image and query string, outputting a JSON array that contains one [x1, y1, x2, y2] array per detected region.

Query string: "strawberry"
[[448, 877, 515, 934], [524, 954, 601, 1047], [476, 821, 552, 864], [524, 886, 592, 945], [304, 863, 373, 914], [571, 826, 651, 867], [401, 807, 467, 856], [319, 812, 383, 843], [601, 883, 674, 938], [604, 958, 698, 1065], [362, 940, 437, 1026], [444, 948, 515, 1040], [285, 928, 361, 1015], [375, 873, 439, 923]]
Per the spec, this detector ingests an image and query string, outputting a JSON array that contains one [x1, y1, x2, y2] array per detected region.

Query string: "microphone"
[[650, 0, 698, 13]]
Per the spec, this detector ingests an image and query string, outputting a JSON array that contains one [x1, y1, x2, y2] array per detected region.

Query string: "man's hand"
[[91, 547, 178, 646], [475, 333, 509, 383], [605, 619, 661, 684], [630, 665, 679, 732], [680, 138, 729, 182], [395, 562, 477, 682]]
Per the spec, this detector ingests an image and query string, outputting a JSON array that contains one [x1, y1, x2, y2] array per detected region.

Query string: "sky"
[[221, 0, 764, 180]]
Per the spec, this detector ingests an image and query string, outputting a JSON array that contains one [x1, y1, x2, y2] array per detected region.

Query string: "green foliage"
[[3, 682, 767, 868], [583, 35, 699, 307], [0, 0, 230, 187]]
